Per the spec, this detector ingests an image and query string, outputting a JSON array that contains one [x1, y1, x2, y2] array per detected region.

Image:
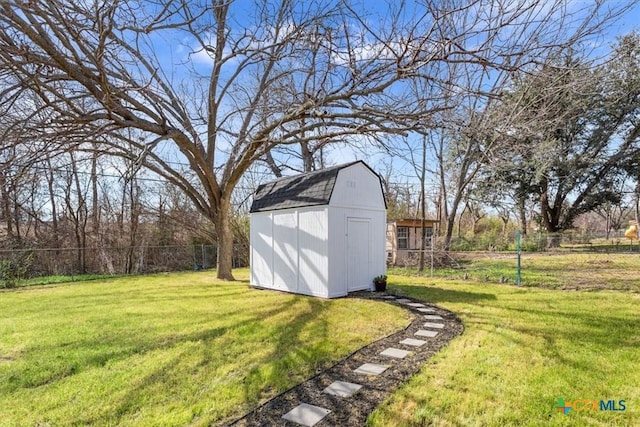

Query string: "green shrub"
[[509, 234, 547, 252], [449, 237, 476, 251], [0, 252, 34, 288]]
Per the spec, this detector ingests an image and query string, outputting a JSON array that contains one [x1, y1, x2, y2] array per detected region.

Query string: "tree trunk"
[[456, 203, 468, 239], [443, 195, 463, 251], [0, 175, 13, 240], [264, 150, 283, 178], [12, 194, 21, 241], [301, 140, 314, 172], [499, 212, 509, 237], [540, 186, 562, 247], [125, 180, 141, 274], [437, 144, 448, 235], [44, 155, 60, 249], [517, 194, 527, 236], [215, 197, 235, 280], [70, 154, 88, 274], [91, 151, 100, 238], [418, 135, 427, 272]]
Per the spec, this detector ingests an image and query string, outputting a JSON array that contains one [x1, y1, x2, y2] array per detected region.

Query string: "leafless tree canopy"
[[0, 0, 635, 277]]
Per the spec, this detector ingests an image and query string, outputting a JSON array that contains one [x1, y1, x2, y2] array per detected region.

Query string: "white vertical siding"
[[330, 163, 385, 209], [250, 213, 273, 286], [250, 207, 330, 298], [272, 211, 298, 291], [298, 209, 329, 297], [326, 207, 347, 297]]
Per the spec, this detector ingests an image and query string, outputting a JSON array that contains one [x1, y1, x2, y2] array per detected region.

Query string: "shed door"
[[347, 217, 371, 291]]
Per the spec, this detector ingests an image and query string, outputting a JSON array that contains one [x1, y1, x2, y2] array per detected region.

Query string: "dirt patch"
[[229, 292, 463, 426]]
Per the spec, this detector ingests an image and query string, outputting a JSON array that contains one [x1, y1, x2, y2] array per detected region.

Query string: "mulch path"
[[229, 291, 464, 426]]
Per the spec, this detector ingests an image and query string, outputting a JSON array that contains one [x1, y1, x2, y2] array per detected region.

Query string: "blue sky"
[[591, 1, 640, 53]]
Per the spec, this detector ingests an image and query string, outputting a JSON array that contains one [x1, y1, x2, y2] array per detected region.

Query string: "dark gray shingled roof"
[[251, 161, 379, 213]]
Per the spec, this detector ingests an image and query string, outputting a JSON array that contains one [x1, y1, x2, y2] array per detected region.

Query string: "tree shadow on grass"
[[9, 286, 371, 426], [102, 297, 312, 424], [238, 295, 329, 411], [500, 305, 639, 349], [443, 299, 639, 379], [390, 283, 497, 305], [106, 292, 330, 424]]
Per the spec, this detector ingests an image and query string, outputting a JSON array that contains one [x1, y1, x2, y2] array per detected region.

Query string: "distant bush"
[[448, 237, 476, 251], [0, 251, 34, 288], [506, 234, 548, 252], [449, 234, 511, 251], [449, 231, 551, 252]]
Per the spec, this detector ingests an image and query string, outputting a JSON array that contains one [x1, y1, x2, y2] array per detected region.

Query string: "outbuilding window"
[[397, 226, 408, 249], [425, 227, 433, 247]]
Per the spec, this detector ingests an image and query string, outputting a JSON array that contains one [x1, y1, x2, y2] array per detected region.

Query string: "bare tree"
[[594, 193, 634, 239], [0, 148, 16, 242], [1, 0, 635, 278], [61, 152, 90, 273]]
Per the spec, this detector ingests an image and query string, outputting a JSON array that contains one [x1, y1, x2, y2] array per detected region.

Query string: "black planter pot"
[[374, 281, 387, 292]]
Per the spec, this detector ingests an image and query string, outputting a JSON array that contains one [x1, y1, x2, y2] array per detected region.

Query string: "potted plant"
[[373, 274, 387, 292]]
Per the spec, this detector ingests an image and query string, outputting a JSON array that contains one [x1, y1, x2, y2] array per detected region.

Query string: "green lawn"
[[397, 251, 640, 291], [0, 271, 409, 426], [2, 263, 638, 427], [18, 273, 113, 287], [368, 275, 640, 426]]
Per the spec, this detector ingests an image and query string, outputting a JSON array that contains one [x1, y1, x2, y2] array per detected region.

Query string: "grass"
[[559, 238, 640, 253], [0, 270, 409, 426], [18, 273, 113, 287], [368, 275, 640, 426], [393, 251, 640, 291], [2, 256, 638, 426]]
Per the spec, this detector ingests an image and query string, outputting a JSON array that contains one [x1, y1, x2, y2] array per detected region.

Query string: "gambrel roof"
[[250, 161, 383, 213]]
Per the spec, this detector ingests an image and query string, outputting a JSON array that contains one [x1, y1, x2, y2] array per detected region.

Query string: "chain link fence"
[[3, 231, 638, 290], [445, 229, 638, 252], [0, 244, 247, 288], [388, 232, 640, 291]]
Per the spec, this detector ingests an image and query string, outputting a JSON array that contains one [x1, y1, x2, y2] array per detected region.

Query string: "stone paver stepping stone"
[[282, 403, 331, 426], [323, 380, 363, 397], [395, 298, 412, 303], [424, 315, 444, 320], [382, 295, 397, 299], [424, 322, 445, 329], [354, 363, 389, 375], [415, 329, 439, 338], [380, 347, 409, 359], [406, 302, 425, 307], [400, 338, 427, 347], [417, 307, 436, 313]]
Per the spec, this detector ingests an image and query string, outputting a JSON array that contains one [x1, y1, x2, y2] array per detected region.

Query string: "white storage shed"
[[250, 161, 387, 298]]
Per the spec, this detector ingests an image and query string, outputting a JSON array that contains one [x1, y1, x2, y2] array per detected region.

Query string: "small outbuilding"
[[386, 218, 439, 266], [249, 161, 387, 298]]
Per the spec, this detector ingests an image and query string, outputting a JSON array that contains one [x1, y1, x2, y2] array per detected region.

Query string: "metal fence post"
[[516, 230, 522, 286], [430, 234, 435, 277]]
